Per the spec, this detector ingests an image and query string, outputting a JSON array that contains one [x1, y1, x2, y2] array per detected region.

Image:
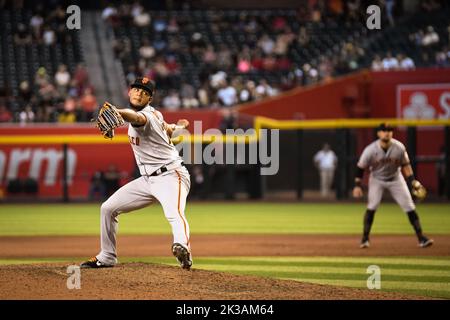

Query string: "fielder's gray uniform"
[[96, 105, 191, 266], [357, 138, 415, 212]]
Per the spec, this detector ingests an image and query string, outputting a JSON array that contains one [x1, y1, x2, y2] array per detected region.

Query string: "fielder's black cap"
[[377, 122, 394, 131], [130, 77, 155, 96]]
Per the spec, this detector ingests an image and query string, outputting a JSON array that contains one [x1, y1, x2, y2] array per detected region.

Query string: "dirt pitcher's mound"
[[0, 263, 428, 300]]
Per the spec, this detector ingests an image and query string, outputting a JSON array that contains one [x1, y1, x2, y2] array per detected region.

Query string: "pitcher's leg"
[[151, 169, 191, 250], [96, 177, 154, 265]]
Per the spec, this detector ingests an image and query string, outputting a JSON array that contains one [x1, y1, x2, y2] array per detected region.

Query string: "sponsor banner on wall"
[[397, 83, 450, 119], [0, 126, 135, 198], [0, 144, 135, 198]]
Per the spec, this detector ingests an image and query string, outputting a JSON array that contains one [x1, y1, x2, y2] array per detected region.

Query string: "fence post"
[[336, 128, 350, 199], [297, 129, 303, 199], [407, 126, 417, 175], [62, 143, 69, 203], [445, 126, 450, 200]]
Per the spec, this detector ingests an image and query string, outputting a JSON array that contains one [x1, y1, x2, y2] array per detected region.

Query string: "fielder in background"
[[352, 123, 434, 249], [313, 143, 338, 197], [81, 77, 193, 270]]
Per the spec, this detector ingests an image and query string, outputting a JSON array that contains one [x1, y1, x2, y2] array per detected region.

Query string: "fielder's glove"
[[411, 180, 427, 201], [94, 102, 125, 139]]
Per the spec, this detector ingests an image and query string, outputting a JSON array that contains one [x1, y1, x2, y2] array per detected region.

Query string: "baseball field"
[[0, 202, 449, 299]]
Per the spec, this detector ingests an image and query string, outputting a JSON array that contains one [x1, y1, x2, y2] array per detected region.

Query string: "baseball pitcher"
[[352, 123, 433, 249], [81, 77, 193, 269]]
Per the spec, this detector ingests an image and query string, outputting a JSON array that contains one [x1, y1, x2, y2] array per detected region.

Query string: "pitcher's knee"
[[101, 201, 116, 216]]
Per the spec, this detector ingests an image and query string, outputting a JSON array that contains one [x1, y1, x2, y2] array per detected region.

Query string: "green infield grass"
[[0, 203, 449, 236]]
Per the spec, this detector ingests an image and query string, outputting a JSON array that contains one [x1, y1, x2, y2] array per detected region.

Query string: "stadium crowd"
[[0, 0, 449, 123]]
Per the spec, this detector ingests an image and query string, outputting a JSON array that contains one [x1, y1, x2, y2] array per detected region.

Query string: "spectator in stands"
[[139, 39, 156, 69], [180, 83, 199, 109], [153, 15, 167, 32], [102, 4, 118, 24], [239, 80, 256, 103], [262, 54, 277, 71], [435, 50, 449, 67], [237, 52, 252, 73], [216, 44, 233, 70], [255, 79, 276, 100], [398, 54, 416, 70], [38, 79, 58, 104], [79, 88, 97, 121], [447, 24, 450, 44], [58, 98, 77, 123], [272, 15, 287, 31], [0, 103, 13, 123], [257, 34, 275, 55], [55, 64, 71, 96], [297, 26, 310, 47], [203, 44, 217, 65], [371, 55, 384, 71], [14, 23, 32, 46], [217, 80, 238, 107], [73, 63, 90, 95], [113, 37, 132, 63], [421, 0, 442, 12], [410, 30, 424, 46], [30, 13, 44, 41], [167, 17, 180, 33], [162, 90, 181, 110], [35, 67, 50, 87], [132, 1, 151, 28], [197, 83, 211, 108], [42, 25, 56, 46], [274, 27, 295, 56], [422, 26, 440, 47], [385, 0, 396, 26], [382, 52, 399, 70], [18, 81, 34, 105], [318, 56, 333, 79], [19, 105, 35, 125]]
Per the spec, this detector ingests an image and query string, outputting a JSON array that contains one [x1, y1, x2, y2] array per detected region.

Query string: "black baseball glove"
[[93, 102, 125, 139]]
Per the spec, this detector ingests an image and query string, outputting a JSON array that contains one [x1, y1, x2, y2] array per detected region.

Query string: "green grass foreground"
[[0, 203, 449, 236], [1, 256, 448, 299]]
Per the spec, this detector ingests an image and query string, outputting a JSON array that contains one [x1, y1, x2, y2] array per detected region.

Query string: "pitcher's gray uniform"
[[93, 105, 191, 267], [81, 77, 193, 269], [357, 138, 415, 212]]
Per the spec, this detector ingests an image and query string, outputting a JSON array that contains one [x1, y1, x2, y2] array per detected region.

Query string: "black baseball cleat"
[[360, 239, 370, 249], [172, 243, 192, 270], [418, 237, 434, 248], [80, 257, 114, 269]]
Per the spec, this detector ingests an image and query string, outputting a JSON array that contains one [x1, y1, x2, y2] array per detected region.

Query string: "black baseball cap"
[[377, 122, 394, 132], [130, 77, 155, 96]]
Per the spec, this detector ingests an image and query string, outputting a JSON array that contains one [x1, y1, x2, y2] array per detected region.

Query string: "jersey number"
[[129, 136, 140, 146]]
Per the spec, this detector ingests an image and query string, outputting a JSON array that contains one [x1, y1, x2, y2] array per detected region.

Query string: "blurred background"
[[0, 0, 449, 202]]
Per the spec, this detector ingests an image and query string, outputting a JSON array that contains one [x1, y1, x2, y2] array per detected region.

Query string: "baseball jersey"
[[127, 105, 183, 176], [357, 138, 410, 181]]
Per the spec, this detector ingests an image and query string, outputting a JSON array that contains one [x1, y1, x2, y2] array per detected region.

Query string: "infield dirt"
[[0, 262, 434, 300]]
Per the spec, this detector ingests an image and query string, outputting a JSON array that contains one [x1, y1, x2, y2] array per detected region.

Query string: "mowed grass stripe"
[[284, 278, 450, 297], [0, 203, 449, 235], [194, 256, 450, 266], [193, 264, 450, 277]]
